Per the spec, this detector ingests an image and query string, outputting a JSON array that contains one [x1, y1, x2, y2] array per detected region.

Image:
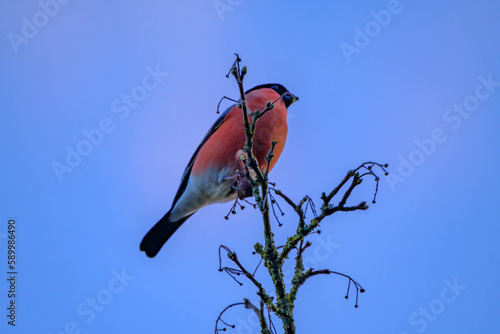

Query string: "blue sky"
[[1, 1, 500, 333]]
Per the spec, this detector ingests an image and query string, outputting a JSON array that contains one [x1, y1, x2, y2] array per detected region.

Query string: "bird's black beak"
[[284, 92, 299, 108]]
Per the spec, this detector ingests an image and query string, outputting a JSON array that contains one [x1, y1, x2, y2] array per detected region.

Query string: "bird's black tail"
[[140, 212, 190, 258]]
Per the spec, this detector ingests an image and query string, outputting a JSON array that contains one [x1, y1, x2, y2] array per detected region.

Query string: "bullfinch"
[[140, 84, 298, 257]]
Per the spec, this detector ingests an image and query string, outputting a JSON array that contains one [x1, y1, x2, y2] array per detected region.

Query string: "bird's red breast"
[[191, 88, 288, 176]]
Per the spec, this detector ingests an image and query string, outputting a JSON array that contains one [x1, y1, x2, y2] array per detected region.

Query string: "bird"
[[140, 83, 298, 257]]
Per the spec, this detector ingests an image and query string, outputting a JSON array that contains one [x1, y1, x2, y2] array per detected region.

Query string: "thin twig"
[[215, 302, 244, 333], [216, 96, 238, 114]]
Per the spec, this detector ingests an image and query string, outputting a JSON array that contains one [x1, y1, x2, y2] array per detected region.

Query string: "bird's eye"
[[284, 95, 292, 104], [271, 85, 279, 92]]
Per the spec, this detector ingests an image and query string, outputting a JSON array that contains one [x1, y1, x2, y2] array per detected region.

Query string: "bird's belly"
[[169, 167, 236, 221]]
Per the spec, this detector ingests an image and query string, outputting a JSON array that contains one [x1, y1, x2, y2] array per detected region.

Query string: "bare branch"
[[216, 55, 387, 334], [244, 298, 271, 334], [268, 190, 284, 227], [216, 96, 238, 114], [289, 269, 365, 308], [264, 141, 277, 177], [214, 302, 244, 333], [219, 245, 275, 310]]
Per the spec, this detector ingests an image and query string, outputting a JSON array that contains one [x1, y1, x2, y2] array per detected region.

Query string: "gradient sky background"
[[1, 1, 500, 333]]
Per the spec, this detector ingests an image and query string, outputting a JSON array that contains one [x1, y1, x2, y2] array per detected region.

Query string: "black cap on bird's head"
[[245, 83, 299, 108]]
